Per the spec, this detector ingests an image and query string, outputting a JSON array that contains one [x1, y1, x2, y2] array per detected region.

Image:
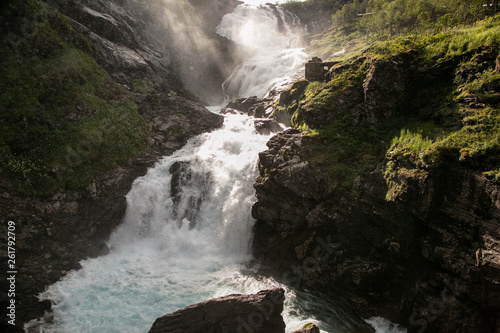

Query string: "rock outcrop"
[[253, 130, 500, 332], [223, 96, 274, 118], [222, 96, 286, 134], [52, 0, 181, 95], [253, 129, 324, 238], [254, 119, 284, 135], [253, 46, 500, 332], [51, 0, 245, 105], [148, 289, 286, 333]]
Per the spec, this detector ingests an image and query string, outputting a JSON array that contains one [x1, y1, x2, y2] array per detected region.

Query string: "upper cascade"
[[217, 4, 307, 100], [216, 4, 303, 50]]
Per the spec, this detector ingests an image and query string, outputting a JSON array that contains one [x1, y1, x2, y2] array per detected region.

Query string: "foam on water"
[[27, 115, 272, 332], [26, 113, 326, 333], [366, 317, 408, 333]]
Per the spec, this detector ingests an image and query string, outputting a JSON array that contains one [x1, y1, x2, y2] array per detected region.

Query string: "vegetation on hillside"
[[277, 0, 500, 198], [300, 0, 500, 60], [0, 1, 146, 196]]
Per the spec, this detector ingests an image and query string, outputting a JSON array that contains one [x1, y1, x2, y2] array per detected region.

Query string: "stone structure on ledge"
[[305, 57, 336, 81]]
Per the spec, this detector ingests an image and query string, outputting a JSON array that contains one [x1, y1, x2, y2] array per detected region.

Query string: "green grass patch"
[[301, 120, 387, 196], [385, 106, 500, 199], [289, 15, 500, 200]]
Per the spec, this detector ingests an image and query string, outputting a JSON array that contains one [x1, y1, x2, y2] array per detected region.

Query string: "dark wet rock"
[[148, 289, 286, 333], [223, 96, 282, 133], [252, 130, 324, 239], [139, 93, 224, 154], [254, 119, 283, 135], [224, 96, 274, 118], [252, 49, 500, 329], [253, 129, 500, 333], [169, 160, 213, 228]]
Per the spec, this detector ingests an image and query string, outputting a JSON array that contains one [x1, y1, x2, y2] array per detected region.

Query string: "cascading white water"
[[24, 4, 318, 333], [217, 4, 307, 99], [26, 115, 284, 332], [26, 3, 405, 333]]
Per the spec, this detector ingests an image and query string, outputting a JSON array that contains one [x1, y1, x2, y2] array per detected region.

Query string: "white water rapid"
[[26, 3, 405, 333]]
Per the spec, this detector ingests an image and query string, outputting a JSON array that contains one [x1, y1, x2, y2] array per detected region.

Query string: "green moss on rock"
[[0, 0, 146, 196], [284, 16, 500, 200]]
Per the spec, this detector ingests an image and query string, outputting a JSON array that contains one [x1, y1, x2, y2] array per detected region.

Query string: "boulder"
[[224, 97, 273, 117], [148, 289, 286, 333], [254, 119, 283, 135]]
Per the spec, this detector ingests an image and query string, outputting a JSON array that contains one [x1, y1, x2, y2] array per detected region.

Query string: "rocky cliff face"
[[51, 0, 244, 105], [0, 0, 237, 330], [253, 39, 500, 331], [254, 134, 500, 331], [148, 289, 286, 333]]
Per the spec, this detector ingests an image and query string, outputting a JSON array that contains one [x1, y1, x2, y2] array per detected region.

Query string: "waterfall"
[[25, 3, 404, 333], [26, 115, 277, 333], [217, 4, 307, 100], [24, 4, 314, 333]]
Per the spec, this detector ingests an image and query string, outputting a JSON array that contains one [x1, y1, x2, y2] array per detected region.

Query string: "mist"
[[151, 0, 251, 105]]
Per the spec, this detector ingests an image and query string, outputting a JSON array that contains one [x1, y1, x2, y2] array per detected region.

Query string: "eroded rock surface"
[[52, 0, 244, 104], [148, 289, 286, 333], [253, 129, 500, 332]]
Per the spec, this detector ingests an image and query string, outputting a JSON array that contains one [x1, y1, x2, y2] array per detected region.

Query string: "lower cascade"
[[25, 3, 402, 333], [27, 114, 289, 332]]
